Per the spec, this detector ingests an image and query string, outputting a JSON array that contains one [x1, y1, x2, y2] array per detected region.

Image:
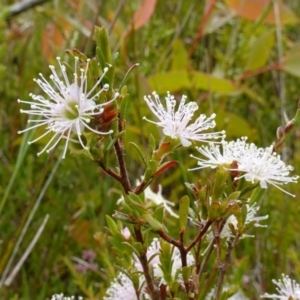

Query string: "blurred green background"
[[1, 0, 300, 299]]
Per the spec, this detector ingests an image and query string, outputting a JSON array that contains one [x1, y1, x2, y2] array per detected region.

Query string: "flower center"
[[64, 101, 80, 120]]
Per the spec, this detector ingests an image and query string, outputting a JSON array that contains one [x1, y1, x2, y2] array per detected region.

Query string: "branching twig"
[[186, 220, 213, 252], [233, 61, 283, 83], [156, 230, 181, 248], [98, 162, 122, 182]]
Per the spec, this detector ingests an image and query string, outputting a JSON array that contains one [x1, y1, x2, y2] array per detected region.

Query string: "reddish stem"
[[189, 0, 218, 58], [186, 220, 213, 252]]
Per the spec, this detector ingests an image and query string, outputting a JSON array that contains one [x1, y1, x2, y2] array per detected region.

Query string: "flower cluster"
[[143, 182, 178, 218], [18, 57, 118, 158], [104, 238, 195, 300], [143, 92, 225, 147], [190, 137, 299, 196], [261, 274, 300, 299]]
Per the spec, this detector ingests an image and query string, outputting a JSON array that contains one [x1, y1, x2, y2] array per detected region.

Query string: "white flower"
[[143, 92, 225, 147], [190, 137, 248, 170], [134, 238, 195, 280], [18, 57, 119, 158], [205, 286, 249, 300], [190, 137, 299, 197], [244, 203, 268, 228], [144, 183, 178, 218], [261, 274, 300, 299], [121, 227, 131, 240], [104, 272, 149, 300]]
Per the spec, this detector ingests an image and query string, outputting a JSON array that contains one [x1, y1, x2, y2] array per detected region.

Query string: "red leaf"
[[133, 0, 157, 30], [153, 161, 178, 177], [225, 0, 298, 25]]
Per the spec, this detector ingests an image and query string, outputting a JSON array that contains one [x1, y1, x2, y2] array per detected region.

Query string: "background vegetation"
[[1, 0, 300, 299]]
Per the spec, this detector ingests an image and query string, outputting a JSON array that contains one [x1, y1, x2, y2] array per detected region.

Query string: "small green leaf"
[[106, 215, 119, 235], [148, 160, 158, 173], [106, 131, 124, 151], [129, 142, 147, 167], [122, 242, 142, 256], [212, 168, 228, 200], [142, 213, 164, 231], [153, 204, 164, 224], [94, 26, 112, 66], [128, 192, 145, 205], [148, 70, 191, 93], [148, 70, 235, 93], [192, 71, 236, 93], [182, 265, 192, 282], [171, 39, 189, 70], [119, 90, 129, 120], [179, 195, 190, 232], [249, 186, 265, 203], [208, 202, 222, 220], [94, 26, 115, 92], [225, 191, 241, 201], [281, 44, 300, 77], [148, 134, 156, 149], [245, 30, 275, 71]]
